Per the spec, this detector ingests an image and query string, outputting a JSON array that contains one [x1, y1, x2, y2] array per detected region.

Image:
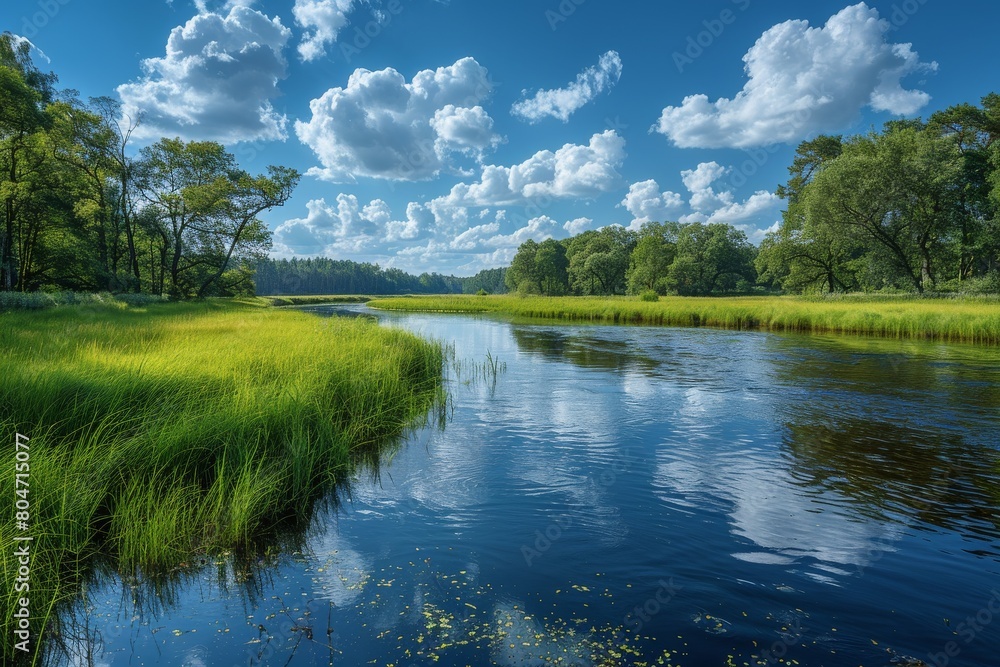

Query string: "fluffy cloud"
[[563, 217, 592, 235], [450, 221, 502, 251], [654, 3, 937, 149], [295, 57, 499, 182], [512, 50, 623, 123], [437, 130, 626, 207], [679, 162, 779, 225], [293, 0, 355, 62], [621, 180, 684, 226], [622, 162, 779, 230], [487, 215, 560, 248], [117, 6, 291, 143], [273, 194, 380, 254]]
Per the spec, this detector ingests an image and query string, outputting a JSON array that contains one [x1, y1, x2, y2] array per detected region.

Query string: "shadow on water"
[[768, 337, 1000, 550], [510, 326, 663, 374]]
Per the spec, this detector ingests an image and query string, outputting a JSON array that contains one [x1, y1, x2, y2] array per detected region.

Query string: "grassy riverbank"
[[368, 294, 1000, 344], [0, 299, 443, 664], [267, 294, 372, 306]]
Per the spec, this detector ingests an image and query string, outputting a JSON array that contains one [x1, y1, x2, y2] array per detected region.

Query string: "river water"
[[67, 306, 1000, 666]]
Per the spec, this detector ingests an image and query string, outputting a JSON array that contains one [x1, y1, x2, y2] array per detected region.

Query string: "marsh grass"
[[369, 294, 1000, 344], [267, 295, 372, 306], [0, 299, 443, 664]]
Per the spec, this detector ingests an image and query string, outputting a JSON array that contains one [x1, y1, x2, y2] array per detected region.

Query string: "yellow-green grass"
[[267, 295, 372, 306], [368, 294, 1000, 344], [0, 299, 443, 664]]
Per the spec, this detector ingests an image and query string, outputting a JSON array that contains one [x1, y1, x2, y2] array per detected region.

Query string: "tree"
[[929, 94, 1000, 281], [505, 239, 541, 293], [567, 226, 634, 295], [805, 127, 963, 292], [535, 238, 569, 295], [0, 32, 56, 291], [136, 138, 299, 297], [666, 222, 755, 295], [758, 135, 856, 293], [195, 166, 298, 296], [626, 221, 679, 294]]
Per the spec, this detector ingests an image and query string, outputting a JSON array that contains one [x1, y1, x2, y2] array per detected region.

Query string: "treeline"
[[0, 33, 299, 297], [505, 94, 1000, 297], [255, 258, 508, 295], [758, 95, 1000, 293], [505, 222, 756, 296]]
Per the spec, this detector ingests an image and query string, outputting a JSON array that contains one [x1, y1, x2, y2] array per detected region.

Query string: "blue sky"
[[4, 0, 996, 275]]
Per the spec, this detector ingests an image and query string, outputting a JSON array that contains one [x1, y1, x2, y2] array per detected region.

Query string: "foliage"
[[639, 289, 659, 302], [626, 222, 678, 295], [0, 33, 299, 298], [761, 95, 1000, 294], [254, 257, 507, 296]]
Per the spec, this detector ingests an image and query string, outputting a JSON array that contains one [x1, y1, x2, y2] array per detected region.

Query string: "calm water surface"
[[69, 306, 1000, 666]]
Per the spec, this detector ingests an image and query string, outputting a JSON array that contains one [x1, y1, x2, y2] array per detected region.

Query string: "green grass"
[[266, 295, 372, 306], [368, 294, 1000, 344], [0, 291, 170, 312], [0, 298, 443, 664]]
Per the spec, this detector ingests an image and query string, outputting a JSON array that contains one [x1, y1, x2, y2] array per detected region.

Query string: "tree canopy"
[[0, 32, 299, 297], [758, 94, 1000, 293]]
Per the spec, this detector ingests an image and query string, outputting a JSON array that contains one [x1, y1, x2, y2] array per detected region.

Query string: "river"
[[65, 305, 1000, 666]]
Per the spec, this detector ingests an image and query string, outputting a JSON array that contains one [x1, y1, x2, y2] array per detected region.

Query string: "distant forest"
[[255, 258, 508, 296]]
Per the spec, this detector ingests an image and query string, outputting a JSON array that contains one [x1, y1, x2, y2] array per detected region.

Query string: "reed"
[[368, 294, 1000, 344], [0, 298, 443, 664]]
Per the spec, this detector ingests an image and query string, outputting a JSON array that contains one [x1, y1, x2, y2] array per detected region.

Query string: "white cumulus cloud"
[[272, 194, 380, 254], [621, 180, 684, 227], [622, 163, 780, 231], [679, 162, 779, 225], [654, 2, 937, 149], [295, 57, 499, 182], [487, 216, 560, 248], [117, 5, 291, 143], [294, 0, 355, 62], [437, 130, 626, 208], [512, 50, 623, 123], [563, 217, 592, 235]]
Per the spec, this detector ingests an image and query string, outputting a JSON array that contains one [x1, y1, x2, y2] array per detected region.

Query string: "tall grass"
[[368, 294, 1000, 344], [267, 295, 372, 306], [0, 299, 443, 664], [0, 291, 170, 312]]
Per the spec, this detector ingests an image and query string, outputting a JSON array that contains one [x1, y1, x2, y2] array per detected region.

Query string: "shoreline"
[[366, 294, 1000, 345]]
